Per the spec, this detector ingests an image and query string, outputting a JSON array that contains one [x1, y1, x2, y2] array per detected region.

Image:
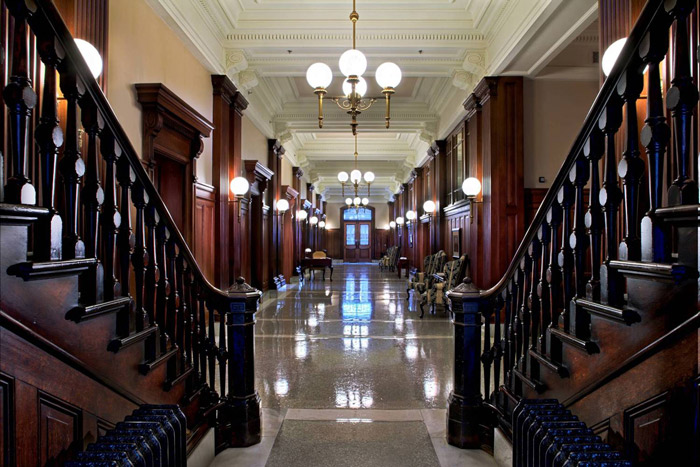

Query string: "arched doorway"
[[341, 206, 375, 262]]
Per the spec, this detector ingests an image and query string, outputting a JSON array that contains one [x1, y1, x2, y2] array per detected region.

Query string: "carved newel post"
[[446, 277, 492, 449], [217, 277, 262, 451]]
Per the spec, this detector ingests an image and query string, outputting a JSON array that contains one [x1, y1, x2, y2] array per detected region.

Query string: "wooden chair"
[[407, 250, 447, 300], [419, 255, 466, 318]]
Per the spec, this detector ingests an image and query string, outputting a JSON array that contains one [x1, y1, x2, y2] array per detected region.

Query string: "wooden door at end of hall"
[[344, 221, 371, 262]]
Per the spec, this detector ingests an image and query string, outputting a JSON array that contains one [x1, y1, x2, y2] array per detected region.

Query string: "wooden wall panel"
[[0, 373, 14, 467], [326, 229, 342, 259], [39, 393, 82, 466], [194, 183, 217, 283]]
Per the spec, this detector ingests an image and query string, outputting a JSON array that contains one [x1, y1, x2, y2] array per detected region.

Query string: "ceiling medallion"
[[305, 0, 402, 135], [339, 133, 374, 210]]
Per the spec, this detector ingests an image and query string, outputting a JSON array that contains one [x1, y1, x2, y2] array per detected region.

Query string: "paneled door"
[[344, 221, 372, 262]]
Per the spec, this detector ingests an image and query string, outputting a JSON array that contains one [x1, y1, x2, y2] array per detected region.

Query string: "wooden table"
[[397, 257, 409, 278], [300, 257, 334, 281]]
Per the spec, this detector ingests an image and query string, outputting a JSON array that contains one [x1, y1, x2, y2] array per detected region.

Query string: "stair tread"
[[66, 297, 132, 323], [576, 298, 641, 325], [139, 346, 178, 375], [108, 326, 158, 353], [8, 258, 97, 281], [0, 203, 50, 224], [550, 327, 600, 354], [528, 349, 569, 377], [608, 260, 695, 283], [165, 365, 193, 391], [513, 367, 547, 393]]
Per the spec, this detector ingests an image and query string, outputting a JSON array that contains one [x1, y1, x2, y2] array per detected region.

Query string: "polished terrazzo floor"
[[211, 263, 497, 466]]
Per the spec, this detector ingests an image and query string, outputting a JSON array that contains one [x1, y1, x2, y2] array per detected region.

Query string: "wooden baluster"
[[618, 69, 645, 261], [518, 255, 532, 376], [144, 205, 159, 330], [184, 266, 194, 371], [34, 38, 63, 260], [116, 159, 135, 298], [175, 252, 188, 371], [99, 131, 122, 299], [527, 240, 541, 378], [666, 0, 699, 205], [493, 292, 504, 396], [545, 204, 562, 359], [584, 129, 604, 300], [482, 309, 492, 401], [80, 97, 105, 303], [568, 155, 589, 338], [641, 25, 671, 262], [512, 267, 524, 385], [599, 100, 624, 306], [208, 304, 216, 394], [218, 309, 227, 397], [557, 181, 575, 333], [537, 222, 551, 354], [156, 223, 172, 353], [504, 281, 515, 390], [58, 67, 86, 259], [3, 7, 37, 205], [191, 283, 201, 385], [131, 183, 149, 331], [166, 238, 180, 361]]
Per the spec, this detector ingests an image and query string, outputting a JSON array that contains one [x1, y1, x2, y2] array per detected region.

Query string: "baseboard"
[[187, 427, 215, 467]]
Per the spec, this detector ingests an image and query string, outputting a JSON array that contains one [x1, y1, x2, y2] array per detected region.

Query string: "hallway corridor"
[[212, 263, 496, 466]]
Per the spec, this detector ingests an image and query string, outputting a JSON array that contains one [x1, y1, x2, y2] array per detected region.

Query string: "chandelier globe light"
[[362, 197, 369, 206], [350, 169, 362, 183], [338, 133, 374, 212], [345, 197, 353, 206], [305, 0, 401, 134], [338, 171, 349, 183]]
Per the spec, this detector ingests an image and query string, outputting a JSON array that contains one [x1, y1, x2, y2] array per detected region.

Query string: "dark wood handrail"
[[28, 0, 231, 303], [475, 0, 666, 300]]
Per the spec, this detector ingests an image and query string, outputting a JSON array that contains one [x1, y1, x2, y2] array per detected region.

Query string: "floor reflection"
[[255, 263, 454, 410]]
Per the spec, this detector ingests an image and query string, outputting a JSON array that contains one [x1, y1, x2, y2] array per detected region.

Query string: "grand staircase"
[[445, 1, 699, 465], [1, 0, 261, 464]]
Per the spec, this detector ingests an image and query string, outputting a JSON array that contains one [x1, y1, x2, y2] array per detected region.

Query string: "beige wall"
[[107, 0, 214, 185], [523, 78, 599, 188], [281, 158, 294, 187], [242, 117, 268, 165]]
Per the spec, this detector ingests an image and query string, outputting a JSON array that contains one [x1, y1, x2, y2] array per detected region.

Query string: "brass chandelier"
[[339, 134, 374, 210], [305, 0, 402, 135]]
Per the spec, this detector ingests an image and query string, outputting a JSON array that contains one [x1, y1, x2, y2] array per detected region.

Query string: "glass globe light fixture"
[[338, 49, 367, 77], [405, 210, 417, 221], [423, 200, 436, 214], [361, 197, 369, 206], [350, 169, 362, 184], [396, 216, 405, 226], [230, 176, 250, 197], [338, 171, 349, 183], [318, 220, 326, 228], [375, 62, 402, 89], [276, 198, 289, 213], [306, 62, 333, 88], [363, 171, 375, 183], [297, 210, 308, 221], [389, 221, 396, 229], [342, 76, 368, 97], [75, 39, 103, 79], [353, 196, 361, 206], [462, 177, 482, 198], [345, 197, 353, 206], [602, 38, 626, 77], [310, 216, 319, 225]]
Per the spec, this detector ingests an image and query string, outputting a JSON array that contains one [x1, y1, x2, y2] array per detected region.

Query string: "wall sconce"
[[389, 221, 396, 229], [461, 176, 482, 223], [423, 200, 436, 217], [276, 198, 289, 217], [297, 210, 308, 223], [405, 210, 417, 225], [318, 220, 326, 229], [310, 216, 319, 226], [230, 176, 250, 221]]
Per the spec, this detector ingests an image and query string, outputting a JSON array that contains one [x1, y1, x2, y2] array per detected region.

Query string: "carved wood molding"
[[293, 167, 304, 179], [269, 139, 285, 159], [244, 160, 274, 196], [282, 185, 299, 200]]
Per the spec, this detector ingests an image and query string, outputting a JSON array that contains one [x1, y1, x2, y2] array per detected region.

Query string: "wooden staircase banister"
[[476, 0, 668, 301], [2, 0, 265, 456], [23, 0, 228, 303], [445, 0, 700, 463]]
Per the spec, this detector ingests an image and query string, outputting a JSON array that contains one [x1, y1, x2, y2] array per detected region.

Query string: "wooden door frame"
[[340, 206, 376, 261]]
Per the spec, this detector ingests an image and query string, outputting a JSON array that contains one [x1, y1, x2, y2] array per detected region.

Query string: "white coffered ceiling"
[[147, 0, 598, 202]]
